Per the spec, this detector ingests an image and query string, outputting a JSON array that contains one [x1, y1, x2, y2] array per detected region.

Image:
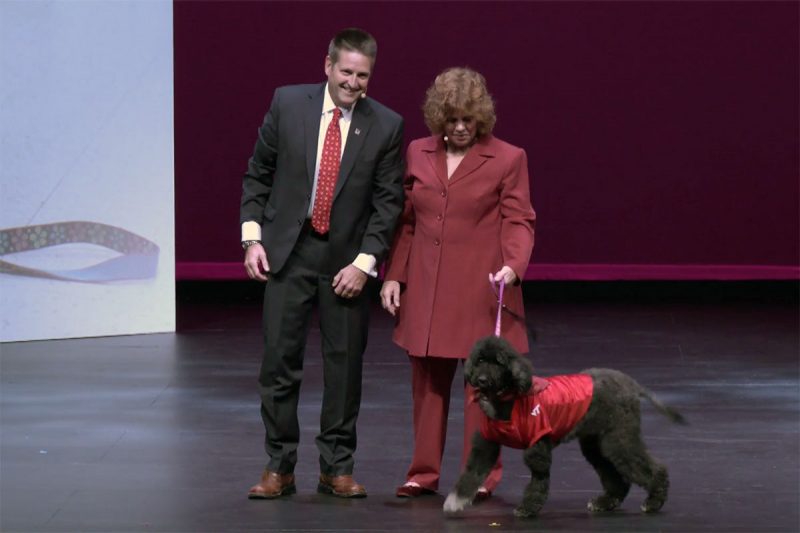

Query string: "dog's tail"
[[637, 386, 688, 425]]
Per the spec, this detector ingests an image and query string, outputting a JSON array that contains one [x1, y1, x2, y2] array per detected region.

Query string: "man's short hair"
[[328, 28, 377, 64]]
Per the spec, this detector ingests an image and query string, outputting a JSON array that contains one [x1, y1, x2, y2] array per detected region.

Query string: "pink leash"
[[490, 274, 506, 337], [489, 274, 549, 395]]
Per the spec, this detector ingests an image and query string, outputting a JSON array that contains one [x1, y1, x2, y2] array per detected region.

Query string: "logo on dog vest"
[[531, 404, 541, 416]]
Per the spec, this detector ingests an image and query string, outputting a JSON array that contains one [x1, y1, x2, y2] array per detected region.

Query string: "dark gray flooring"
[[1, 281, 798, 532]]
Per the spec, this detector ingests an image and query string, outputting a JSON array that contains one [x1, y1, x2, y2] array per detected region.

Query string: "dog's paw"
[[513, 506, 538, 519], [640, 498, 665, 513], [443, 492, 471, 514], [587, 495, 622, 512]]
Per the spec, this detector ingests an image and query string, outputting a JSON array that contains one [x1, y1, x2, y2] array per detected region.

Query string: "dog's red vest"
[[480, 374, 594, 448]]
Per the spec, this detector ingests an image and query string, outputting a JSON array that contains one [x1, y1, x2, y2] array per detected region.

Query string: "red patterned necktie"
[[311, 107, 343, 234]]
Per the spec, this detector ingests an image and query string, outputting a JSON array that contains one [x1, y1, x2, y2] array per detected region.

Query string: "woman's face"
[[444, 112, 478, 150]]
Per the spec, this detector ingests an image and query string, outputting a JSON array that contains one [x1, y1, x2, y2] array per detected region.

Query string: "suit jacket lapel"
[[304, 84, 325, 186], [422, 136, 448, 189], [448, 135, 496, 186], [333, 99, 373, 202]]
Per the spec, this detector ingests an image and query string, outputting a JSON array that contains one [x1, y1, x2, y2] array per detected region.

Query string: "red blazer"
[[384, 134, 536, 358]]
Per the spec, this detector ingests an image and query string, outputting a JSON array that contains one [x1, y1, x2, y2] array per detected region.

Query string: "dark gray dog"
[[444, 336, 686, 518]]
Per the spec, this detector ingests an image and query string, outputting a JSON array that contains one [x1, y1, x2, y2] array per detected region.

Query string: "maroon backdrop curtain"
[[174, 0, 799, 280]]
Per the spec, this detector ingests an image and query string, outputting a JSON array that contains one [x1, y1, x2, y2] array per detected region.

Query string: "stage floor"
[[2, 282, 798, 532]]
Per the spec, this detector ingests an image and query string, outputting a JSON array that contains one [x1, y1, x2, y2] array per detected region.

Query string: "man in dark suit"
[[240, 28, 404, 500]]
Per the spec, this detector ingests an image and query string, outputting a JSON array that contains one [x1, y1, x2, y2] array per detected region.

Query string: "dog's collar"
[[496, 391, 517, 402], [476, 378, 548, 405], [477, 390, 517, 403]]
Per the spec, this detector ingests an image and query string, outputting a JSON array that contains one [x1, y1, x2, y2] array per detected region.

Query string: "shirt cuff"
[[352, 253, 377, 278], [241, 221, 261, 241]]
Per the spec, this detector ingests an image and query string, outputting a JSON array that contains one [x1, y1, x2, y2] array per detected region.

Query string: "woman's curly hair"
[[423, 67, 496, 137]]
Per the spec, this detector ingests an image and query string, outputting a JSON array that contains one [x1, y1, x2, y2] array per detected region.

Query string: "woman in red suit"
[[380, 67, 536, 499]]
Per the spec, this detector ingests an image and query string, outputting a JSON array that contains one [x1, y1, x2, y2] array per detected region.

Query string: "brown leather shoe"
[[396, 482, 436, 498], [317, 474, 367, 498], [248, 470, 296, 499]]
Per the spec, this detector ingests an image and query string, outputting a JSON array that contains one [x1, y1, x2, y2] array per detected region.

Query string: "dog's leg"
[[640, 463, 669, 513], [443, 432, 500, 514], [600, 430, 669, 513], [579, 435, 630, 511], [514, 439, 553, 518]]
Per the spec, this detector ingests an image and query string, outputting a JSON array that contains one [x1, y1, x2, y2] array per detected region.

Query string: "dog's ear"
[[464, 354, 475, 383], [465, 337, 495, 385], [510, 355, 533, 394], [464, 340, 483, 384]]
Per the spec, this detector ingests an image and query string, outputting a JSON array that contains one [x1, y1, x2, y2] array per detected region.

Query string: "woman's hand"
[[380, 280, 401, 316], [492, 266, 518, 286]]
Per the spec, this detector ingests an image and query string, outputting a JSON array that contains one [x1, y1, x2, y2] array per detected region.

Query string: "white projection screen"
[[0, 1, 175, 342]]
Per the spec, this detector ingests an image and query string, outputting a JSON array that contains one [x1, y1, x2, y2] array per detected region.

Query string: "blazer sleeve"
[[383, 145, 416, 283], [359, 116, 405, 263], [240, 88, 280, 225], [499, 147, 536, 281]]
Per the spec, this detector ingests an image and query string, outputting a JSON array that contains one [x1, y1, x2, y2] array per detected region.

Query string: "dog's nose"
[[476, 375, 489, 388]]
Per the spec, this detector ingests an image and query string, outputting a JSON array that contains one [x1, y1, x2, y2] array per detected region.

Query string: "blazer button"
[[297, 219, 303, 225], [436, 214, 443, 221], [434, 239, 440, 246], [440, 191, 446, 197]]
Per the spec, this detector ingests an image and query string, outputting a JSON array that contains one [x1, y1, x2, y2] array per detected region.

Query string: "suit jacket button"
[[434, 239, 440, 246], [440, 191, 446, 197]]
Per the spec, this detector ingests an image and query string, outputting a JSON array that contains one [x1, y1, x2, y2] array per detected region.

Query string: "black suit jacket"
[[240, 83, 405, 275]]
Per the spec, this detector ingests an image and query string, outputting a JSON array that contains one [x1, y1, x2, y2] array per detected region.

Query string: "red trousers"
[[404, 355, 502, 491]]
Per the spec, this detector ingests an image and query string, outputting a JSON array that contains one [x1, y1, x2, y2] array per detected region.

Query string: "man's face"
[[325, 50, 372, 109]]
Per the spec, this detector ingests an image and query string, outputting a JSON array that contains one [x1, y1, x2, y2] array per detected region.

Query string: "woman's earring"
[[443, 135, 449, 142], [360, 92, 366, 99]]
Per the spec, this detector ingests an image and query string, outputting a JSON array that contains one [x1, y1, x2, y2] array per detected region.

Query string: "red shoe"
[[473, 487, 492, 503], [396, 482, 436, 498]]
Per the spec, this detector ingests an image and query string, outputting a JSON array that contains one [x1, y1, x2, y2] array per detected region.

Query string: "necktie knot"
[[332, 107, 342, 122]]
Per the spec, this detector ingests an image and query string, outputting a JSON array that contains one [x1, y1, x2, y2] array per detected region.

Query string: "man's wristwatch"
[[241, 240, 261, 250]]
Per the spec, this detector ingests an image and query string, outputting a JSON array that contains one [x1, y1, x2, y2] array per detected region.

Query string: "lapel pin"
[[354, 128, 361, 136]]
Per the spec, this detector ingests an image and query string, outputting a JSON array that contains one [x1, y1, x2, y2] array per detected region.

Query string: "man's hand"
[[380, 280, 401, 316], [243, 243, 270, 282], [332, 264, 368, 298], [492, 265, 518, 286]]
